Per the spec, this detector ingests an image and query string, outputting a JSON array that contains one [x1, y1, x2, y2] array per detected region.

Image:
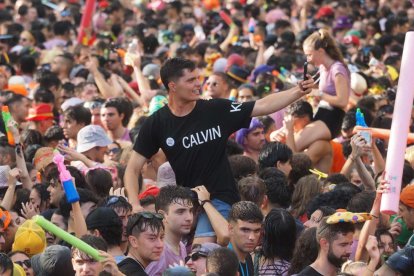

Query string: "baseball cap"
[[226, 65, 250, 84], [400, 185, 414, 209], [26, 104, 54, 121], [191, 242, 221, 255], [334, 16, 353, 30], [142, 63, 160, 80], [31, 245, 75, 276], [7, 76, 28, 96], [12, 219, 46, 257], [315, 6, 334, 19], [33, 147, 54, 172], [343, 35, 360, 47], [61, 97, 84, 112], [76, 125, 112, 153], [85, 207, 122, 230], [138, 185, 160, 200]]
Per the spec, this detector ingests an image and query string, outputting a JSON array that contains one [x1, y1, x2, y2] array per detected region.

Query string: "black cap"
[[85, 207, 122, 230]]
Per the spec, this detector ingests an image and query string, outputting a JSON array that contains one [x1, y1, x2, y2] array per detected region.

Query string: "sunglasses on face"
[[185, 252, 208, 263], [15, 259, 31, 268], [106, 148, 121, 155]]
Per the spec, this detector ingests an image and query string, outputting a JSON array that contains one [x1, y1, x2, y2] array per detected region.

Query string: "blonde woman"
[[285, 29, 350, 153]]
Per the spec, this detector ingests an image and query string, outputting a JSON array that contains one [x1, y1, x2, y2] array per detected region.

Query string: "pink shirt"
[[319, 61, 350, 96], [145, 241, 187, 276]]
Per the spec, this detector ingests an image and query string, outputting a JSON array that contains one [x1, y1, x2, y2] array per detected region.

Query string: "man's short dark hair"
[[44, 126, 65, 143], [3, 93, 25, 107], [53, 20, 72, 36], [287, 100, 313, 119], [126, 213, 164, 237], [0, 253, 13, 274], [34, 87, 55, 104], [72, 235, 108, 257], [103, 97, 133, 127], [258, 142, 293, 170], [317, 217, 355, 244], [229, 155, 257, 182], [20, 55, 36, 75], [160, 58, 196, 92], [64, 104, 92, 126], [238, 176, 266, 207], [206, 247, 239, 276], [155, 185, 193, 212], [38, 72, 61, 90], [99, 196, 133, 213], [228, 201, 263, 224]]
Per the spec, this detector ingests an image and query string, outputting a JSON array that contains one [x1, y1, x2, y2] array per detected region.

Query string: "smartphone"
[[358, 130, 372, 145], [303, 62, 308, 80]]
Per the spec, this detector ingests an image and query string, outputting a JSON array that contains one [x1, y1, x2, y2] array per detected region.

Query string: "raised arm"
[[251, 77, 314, 117], [8, 120, 32, 189], [124, 151, 147, 213]]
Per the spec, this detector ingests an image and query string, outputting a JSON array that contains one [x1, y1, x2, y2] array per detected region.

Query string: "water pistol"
[[34, 215, 104, 261], [248, 18, 255, 33], [356, 108, 368, 127], [53, 150, 80, 203], [1, 106, 15, 146]]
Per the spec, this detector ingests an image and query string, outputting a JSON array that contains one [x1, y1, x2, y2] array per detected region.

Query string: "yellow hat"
[[12, 219, 46, 257]]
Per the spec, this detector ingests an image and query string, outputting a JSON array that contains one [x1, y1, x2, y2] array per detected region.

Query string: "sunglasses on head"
[[15, 259, 31, 268], [185, 251, 208, 263], [128, 212, 164, 234], [104, 196, 128, 207]]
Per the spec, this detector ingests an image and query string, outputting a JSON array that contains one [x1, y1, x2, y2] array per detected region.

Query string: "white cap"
[[61, 97, 84, 112], [77, 125, 112, 153]]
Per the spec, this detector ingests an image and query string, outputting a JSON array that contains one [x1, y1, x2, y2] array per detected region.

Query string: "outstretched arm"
[[251, 78, 314, 117]]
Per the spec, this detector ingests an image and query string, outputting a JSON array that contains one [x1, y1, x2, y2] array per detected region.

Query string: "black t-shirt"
[[118, 257, 148, 276], [297, 266, 324, 276], [134, 99, 255, 205], [238, 253, 254, 276]]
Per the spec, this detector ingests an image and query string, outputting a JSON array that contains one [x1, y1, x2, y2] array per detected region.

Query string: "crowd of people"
[[0, 0, 414, 275]]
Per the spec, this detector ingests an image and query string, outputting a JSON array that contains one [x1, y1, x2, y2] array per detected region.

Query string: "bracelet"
[[200, 200, 211, 207]]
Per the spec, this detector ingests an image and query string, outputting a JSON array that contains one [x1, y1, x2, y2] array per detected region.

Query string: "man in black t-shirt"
[[118, 213, 164, 276], [298, 216, 355, 276], [227, 201, 263, 276], [125, 58, 314, 241]]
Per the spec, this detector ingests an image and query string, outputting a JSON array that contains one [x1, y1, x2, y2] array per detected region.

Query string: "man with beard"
[[298, 216, 354, 276]]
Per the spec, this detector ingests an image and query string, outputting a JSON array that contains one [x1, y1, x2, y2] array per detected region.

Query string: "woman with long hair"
[[255, 208, 296, 276], [290, 175, 322, 222], [285, 29, 350, 153]]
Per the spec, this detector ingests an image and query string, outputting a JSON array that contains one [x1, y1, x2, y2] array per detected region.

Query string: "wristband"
[[200, 200, 211, 207]]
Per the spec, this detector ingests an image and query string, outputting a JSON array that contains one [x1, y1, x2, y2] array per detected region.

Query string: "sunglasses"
[[104, 196, 128, 207], [185, 252, 208, 263], [128, 212, 164, 234], [15, 259, 31, 268], [106, 148, 121, 155], [83, 101, 102, 110]]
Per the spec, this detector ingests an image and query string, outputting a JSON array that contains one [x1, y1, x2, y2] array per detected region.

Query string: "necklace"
[[130, 256, 145, 271]]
